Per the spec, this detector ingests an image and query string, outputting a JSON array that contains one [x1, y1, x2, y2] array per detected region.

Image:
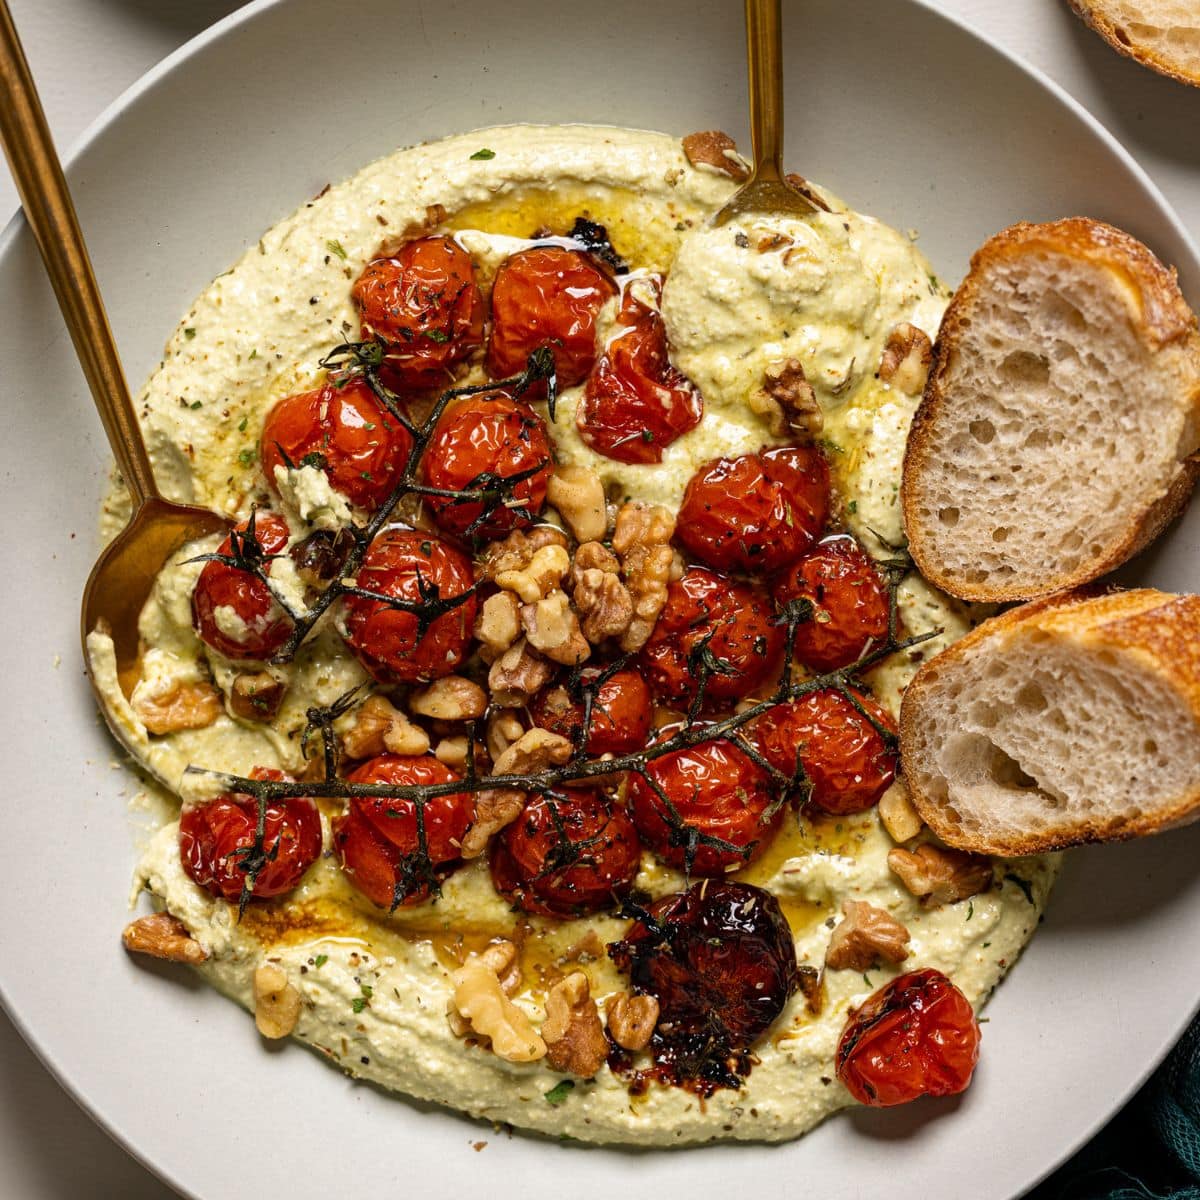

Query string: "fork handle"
[[0, 0, 158, 506], [745, 0, 786, 183]]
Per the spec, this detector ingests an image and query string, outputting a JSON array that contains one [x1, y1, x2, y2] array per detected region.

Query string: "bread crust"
[[900, 588, 1200, 855], [902, 217, 1200, 603], [1066, 0, 1200, 88]]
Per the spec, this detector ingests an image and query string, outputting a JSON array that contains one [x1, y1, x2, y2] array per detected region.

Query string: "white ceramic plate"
[[2, 1, 1198, 1196]]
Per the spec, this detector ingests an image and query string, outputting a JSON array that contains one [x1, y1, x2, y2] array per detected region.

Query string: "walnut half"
[[682, 130, 750, 181], [612, 502, 675, 652], [133, 680, 221, 735], [605, 992, 659, 1052], [878, 323, 933, 395], [122, 912, 208, 964], [542, 972, 608, 1077], [451, 947, 546, 1063], [889, 844, 994, 907], [824, 900, 911, 971]]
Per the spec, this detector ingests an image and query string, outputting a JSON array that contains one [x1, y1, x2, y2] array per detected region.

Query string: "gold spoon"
[[712, 0, 820, 225], [0, 1, 231, 704]]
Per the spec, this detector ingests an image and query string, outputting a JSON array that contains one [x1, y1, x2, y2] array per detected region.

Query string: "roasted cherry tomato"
[[773, 534, 890, 671], [333, 754, 474, 908], [192, 511, 293, 661], [609, 880, 798, 1092], [420, 390, 553, 540], [490, 789, 641, 918], [639, 566, 784, 709], [749, 687, 897, 814], [179, 768, 321, 902], [676, 447, 830, 575], [341, 528, 477, 682], [837, 968, 981, 1106], [577, 281, 702, 464], [351, 236, 484, 391], [626, 724, 781, 875], [530, 666, 653, 756], [487, 246, 617, 389], [260, 376, 412, 511]]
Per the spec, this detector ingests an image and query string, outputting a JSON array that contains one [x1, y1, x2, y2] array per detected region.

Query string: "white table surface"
[[1, 1, 1197, 1196]]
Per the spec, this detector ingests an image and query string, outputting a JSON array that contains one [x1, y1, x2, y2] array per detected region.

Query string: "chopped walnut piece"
[[546, 465, 607, 543], [570, 540, 620, 587], [450, 947, 546, 1062], [409, 675, 487, 721], [889, 844, 994, 907], [342, 694, 430, 759], [561, 931, 604, 964], [133, 680, 221, 735], [491, 727, 573, 777], [682, 130, 750, 181], [477, 526, 569, 590], [496, 544, 571, 604], [878, 778, 923, 843], [253, 964, 302, 1039], [474, 591, 521, 662], [488, 638, 553, 707], [784, 172, 832, 212], [542, 972, 608, 1076], [605, 992, 659, 1052], [521, 590, 589, 666], [825, 900, 911, 971], [485, 709, 524, 762], [751, 357, 823, 439], [122, 912, 207, 965], [796, 965, 825, 1016], [574, 567, 634, 644], [434, 735, 469, 769], [229, 671, 286, 722], [460, 788, 526, 859], [612, 501, 675, 652], [878, 323, 933, 395]]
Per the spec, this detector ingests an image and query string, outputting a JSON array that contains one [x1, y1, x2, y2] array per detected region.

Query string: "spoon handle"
[[0, 0, 158, 507], [744, 0, 786, 183]]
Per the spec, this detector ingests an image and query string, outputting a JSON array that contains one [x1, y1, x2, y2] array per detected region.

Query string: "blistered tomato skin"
[[639, 566, 784, 708], [420, 391, 553, 540], [179, 768, 321, 902], [333, 755, 474, 908], [626, 725, 782, 875], [529, 667, 653, 756], [192, 511, 293, 661], [351, 236, 484, 391], [773, 534, 891, 672], [837, 969, 981, 1107], [676, 447, 830, 575], [341, 529, 477, 682], [490, 789, 641, 918], [487, 247, 617, 389], [260, 377, 412, 511], [749, 687, 897, 814], [577, 282, 702, 464], [608, 880, 799, 1092]]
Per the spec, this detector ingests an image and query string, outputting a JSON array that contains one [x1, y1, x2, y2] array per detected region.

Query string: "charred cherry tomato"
[[420, 390, 553, 540], [749, 687, 897, 815], [260, 377, 412, 511], [490, 788, 641, 918], [609, 880, 798, 1092], [333, 754, 474, 908], [192, 511, 293, 661], [639, 566, 784, 709], [676, 447, 830, 575], [529, 667, 653, 756], [577, 281, 702, 464], [179, 768, 321, 902], [341, 528, 477, 682], [351, 236, 484, 391], [773, 534, 890, 671], [626, 724, 781, 875], [487, 246, 617, 389], [837, 968, 981, 1106]]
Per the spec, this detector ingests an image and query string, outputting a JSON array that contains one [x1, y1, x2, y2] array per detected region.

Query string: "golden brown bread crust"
[[900, 587, 1200, 855], [902, 217, 1200, 603], [1066, 0, 1200, 88]]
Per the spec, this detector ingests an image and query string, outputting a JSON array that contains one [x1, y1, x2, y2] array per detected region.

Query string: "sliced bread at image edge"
[[899, 588, 1200, 856], [901, 217, 1200, 603], [1067, 0, 1200, 87]]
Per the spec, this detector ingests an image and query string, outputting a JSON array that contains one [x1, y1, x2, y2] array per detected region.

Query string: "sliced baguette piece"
[[900, 587, 1200, 856], [901, 218, 1200, 603], [1067, 0, 1200, 88]]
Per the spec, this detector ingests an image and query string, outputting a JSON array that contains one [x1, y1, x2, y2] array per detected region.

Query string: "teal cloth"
[[1032, 1016, 1200, 1200]]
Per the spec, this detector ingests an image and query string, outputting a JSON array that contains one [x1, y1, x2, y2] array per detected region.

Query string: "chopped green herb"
[[360, 983, 374, 999], [326, 238, 348, 261], [314, 954, 328, 968], [1004, 873, 1035, 904], [183, 327, 196, 339], [847, 499, 858, 514], [966, 900, 974, 921], [862, 973, 873, 988], [248, 348, 258, 360], [470, 148, 496, 160], [238, 416, 249, 433], [544, 1079, 575, 1106], [424, 329, 450, 343], [360, 471, 373, 481], [237, 448, 256, 467], [298, 451, 328, 470], [189, 401, 203, 410], [351, 996, 367, 1014]]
